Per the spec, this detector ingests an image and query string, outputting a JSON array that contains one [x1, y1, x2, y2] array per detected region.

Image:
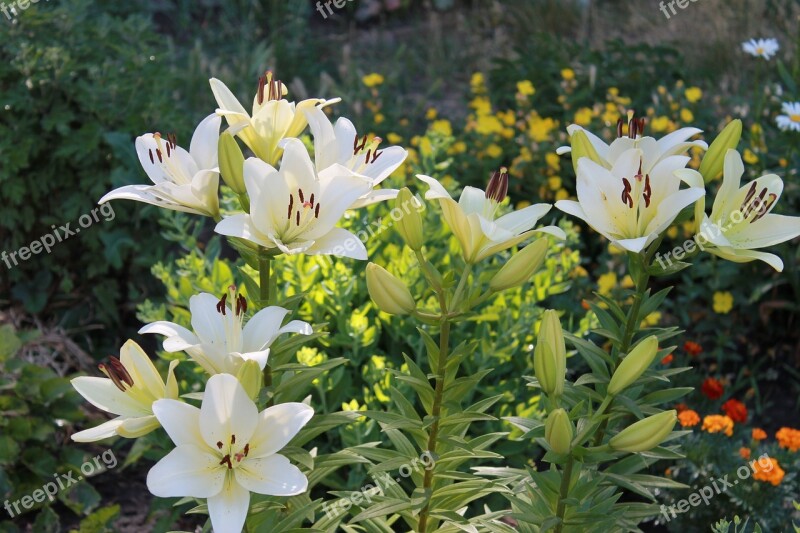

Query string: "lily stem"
[[554, 455, 574, 533], [417, 292, 451, 533], [259, 249, 273, 403]]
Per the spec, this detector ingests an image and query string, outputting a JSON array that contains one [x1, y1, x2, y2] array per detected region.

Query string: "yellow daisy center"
[[790, 114, 800, 123]]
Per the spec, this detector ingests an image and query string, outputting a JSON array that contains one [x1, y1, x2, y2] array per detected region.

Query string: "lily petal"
[[146, 444, 225, 498], [71, 418, 125, 442], [236, 454, 308, 496], [207, 475, 250, 533], [200, 374, 258, 450], [152, 398, 203, 446], [249, 403, 314, 458]]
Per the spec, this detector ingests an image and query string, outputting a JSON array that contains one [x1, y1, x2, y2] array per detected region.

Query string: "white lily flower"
[[556, 148, 705, 253], [139, 288, 312, 376], [147, 373, 313, 533], [99, 114, 221, 218], [304, 106, 407, 208], [70, 340, 179, 442], [215, 139, 372, 259], [776, 102, 800, 132], [417, 169, 565, 263], [742, 38, 780, 60], [557, 114, 707, 174], [210, 71, 338, 165], [694, 150, 800, 271]]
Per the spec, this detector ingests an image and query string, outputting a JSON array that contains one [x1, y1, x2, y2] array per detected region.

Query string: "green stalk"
[[259, 248, 273, 402], [417, 293, 451, 533], [553, 455, 574, 533]]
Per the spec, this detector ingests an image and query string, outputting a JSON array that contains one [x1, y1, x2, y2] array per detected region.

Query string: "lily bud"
[[698, 120, 742, 183], [545, 408, 573, 454], [489, 238, 548, 292], [366, 263, 416, 315], [609, 410, 677, 453], [236, 359, 263, 401], [219, 132, 246, 194], [395, 188, 425, 251], [607, 335, 659, 396], [569, 129, 608, 176], [533, 310, 567, 397]]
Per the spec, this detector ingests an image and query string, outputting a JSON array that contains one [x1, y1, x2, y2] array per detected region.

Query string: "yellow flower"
[[419, 137, 433, 157], [597, 272, 617, 296], [470, 96, 492, 116], [499, 110, 516, 127], [702, 414, 734, 437], [713, 291, 734, 314], [620, 275, 635, 289], [362, 73, 385, 87], [608, 87, 619, 97], [475, 115, 503, 135], [545, 152, 561, 171], [685, 87, 703, 103], [666, 226, 679, 239], [642, 311, 661, 327], [680, 108, 695, 123], [779, 158, 788, 167], [547, 176, 562, 191], [470, 72, 485, 93], [651, 116, 671, 133], [431, 119, 452, 136], [743, 148, 759, 164], [451, 141, 467, 154], [555, 189, 569, 201], [561, 68, 575, 81], [517, 80, 536, 96], [516, 200, 531, 209], [425, 107, 438, 120], [374, 113, 385, 124], [486, 143, 503, 158], [528, 115, 557, 142], [574, 107, 593, 126], [387, 132, 403, 145], [519, 146, 533, 162]]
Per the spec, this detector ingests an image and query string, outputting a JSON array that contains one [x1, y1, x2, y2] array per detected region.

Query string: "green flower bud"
[[545, 408, 573, 454], [219, 132, 246, 194], [698, 120, 742, 183], [366, 263, 416, 315], [533, 310, 566, 397], [236, 359, 263, 401], [570, 129, 609, 176], [489, 238, 548, 292], [395, 188, 425, 251], [607, 335, 659, 396], [609, 410, 677, 453]]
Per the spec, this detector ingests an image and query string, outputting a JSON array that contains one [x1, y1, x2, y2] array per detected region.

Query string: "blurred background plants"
[[1, 0, 799, 530]]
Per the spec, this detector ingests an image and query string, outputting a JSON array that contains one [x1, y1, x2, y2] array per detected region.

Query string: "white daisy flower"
[[776, 102, 800, 132], [741, 38, 780, 60]]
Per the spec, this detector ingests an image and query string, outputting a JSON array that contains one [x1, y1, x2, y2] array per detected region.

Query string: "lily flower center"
[[483, 167, 509, 219], [216, 434, 251, 470], [282, 188, 321, 242], [150, 132, 190, 185], [99, 356, 134, 392], [217, 285, 247, 353], [352, 133, 384, 172], [738, 182, 777, 225], [620, 159, 652, 211], [256, 70, 286, 105]]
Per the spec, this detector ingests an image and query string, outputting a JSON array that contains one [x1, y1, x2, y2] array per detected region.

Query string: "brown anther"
[[296, 211, 300, 225], [314, 204, 320, 218], [485, 167, 509, 203], [156, 149, 163, 163], [371, 150, 383, 163], [257, 75, 265, 105], [148, 149, 154, 164], [99, 357, 134, 392], [617, 118, 625, 138], [298, 189, 305, 203], [166, 143, 171, 157], [244, 443, 250, 457], [236, 294, 247, 316], [309, 193, 315, 207], [752, 193, 777, 222], [216, 293, 228, 315], [621, 178, 634, 208], [643, 174, 652, 208], [231, 435, 236, 445], [217, 441, 223, 449], [219, 454, 233, 469], [740, 182, 757, 213]]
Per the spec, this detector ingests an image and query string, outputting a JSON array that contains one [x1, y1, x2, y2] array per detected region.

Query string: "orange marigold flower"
[[678, 409, 700, 427], [661, 353, 674, 364], [701, 378, 724, 400], [739, 447, 751, 460], [702, 414, 734, 437], [752, 457, 785, 486], [776, 427, 800, 452], [721, 399, 747, 423], [752, 428, 767, 441], [684, 341, 703, 356]]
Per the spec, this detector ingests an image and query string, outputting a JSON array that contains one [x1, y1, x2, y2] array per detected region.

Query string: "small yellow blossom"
[[475, 115, 503, 135], [374, 113, 385, 124], [486, 144, 503, 158], [450, 141, 467, 154], [651, 116, 671, 133], [642, 311, 661, 327], [528, 115, 557, 142], [713, 291, 734, 314], [598, 272, 617, 296], [561, 68, 575, 81], [362, 73, 385, 87], [545, 153, 561, 171], [743, 149, 759, 164], [425, 107, 438, 120], [517, 80, 536, 96], [680, 108, 695, 123], [574, 107, 593, 126], [387, 132, 403, 145], [620, 275, 634, 289], [547, 176, 562, 191], [431, 119, 452, 137], [685, 87, 703, 103], [555, 189, 569, 201]]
